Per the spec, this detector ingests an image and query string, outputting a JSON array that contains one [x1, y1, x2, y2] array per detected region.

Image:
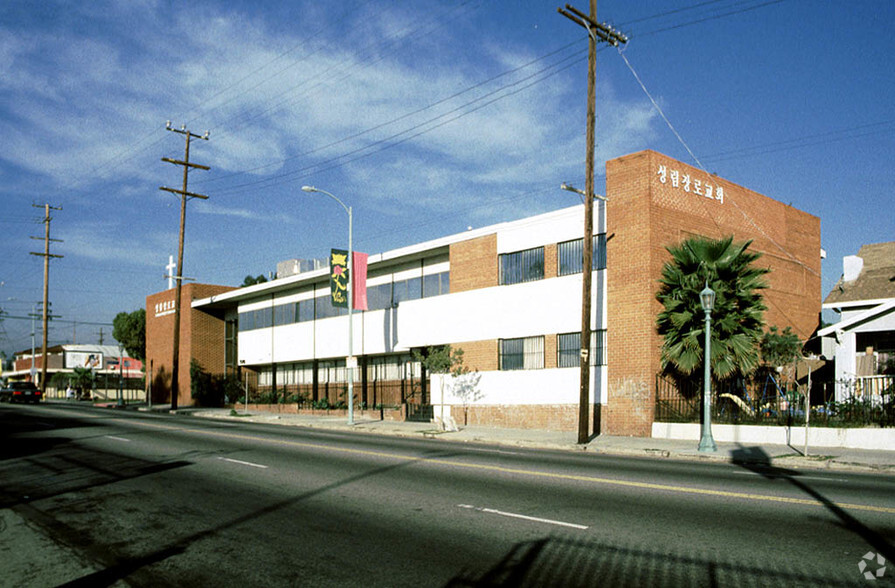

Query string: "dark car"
[[0, 381, 43, 404]]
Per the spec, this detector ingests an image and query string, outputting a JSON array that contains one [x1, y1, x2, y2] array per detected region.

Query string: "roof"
[[192, 203, 586, 309], [817, 299, 895, 338], [823, 241, 895, 307]]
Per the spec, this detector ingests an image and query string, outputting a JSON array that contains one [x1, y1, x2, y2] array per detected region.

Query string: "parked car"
[[0, 381, 43, 404]]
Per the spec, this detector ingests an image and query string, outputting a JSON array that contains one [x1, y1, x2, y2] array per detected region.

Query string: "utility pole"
[[29, 204, 63, 393], [558, 2, 627, 444], [98, 327, 104, 345], [160, 121, 209, 411]]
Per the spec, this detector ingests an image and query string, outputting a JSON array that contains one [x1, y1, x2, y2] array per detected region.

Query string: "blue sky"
[[1, 0, 893, 357]]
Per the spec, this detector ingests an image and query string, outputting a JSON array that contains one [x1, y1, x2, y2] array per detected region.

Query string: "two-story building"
[[146, 149, 822, 436]]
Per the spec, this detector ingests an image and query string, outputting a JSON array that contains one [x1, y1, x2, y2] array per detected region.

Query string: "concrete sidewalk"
[[161, 406, 895, 474]]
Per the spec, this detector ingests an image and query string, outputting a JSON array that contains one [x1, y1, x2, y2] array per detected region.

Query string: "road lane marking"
[[123, 419, 895, 515], [217, 457, 268, 469], [458, 504, 588, 530], [732, 471, 849, 483], [105, 436, 131, 442], [464, 448, 523, 456]]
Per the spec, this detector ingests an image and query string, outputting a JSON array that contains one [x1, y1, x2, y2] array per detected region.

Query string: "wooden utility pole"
[[558, 2, 627, 444], [160, 122, 209, 411], [29, 203, 63, 393]]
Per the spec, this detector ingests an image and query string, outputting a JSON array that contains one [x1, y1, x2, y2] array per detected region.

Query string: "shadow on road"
[[56, 449, 466, 587], [730, 445, 895, 564], [444, 534, 855, 587]]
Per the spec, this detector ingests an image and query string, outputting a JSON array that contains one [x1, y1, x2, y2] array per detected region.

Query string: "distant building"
[[819, 242, 895, 400], [145, 150, 822, 436], [6, 344, 143, 399], [277, 258, 327, 279]]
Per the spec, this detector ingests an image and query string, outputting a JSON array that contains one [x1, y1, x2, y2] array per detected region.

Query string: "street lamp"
[[301, 186, 355, 425], [698, 282, 717, 452]]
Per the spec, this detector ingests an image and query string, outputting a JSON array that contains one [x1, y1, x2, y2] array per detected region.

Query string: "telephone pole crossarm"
[[558, 5, 628, 46], [159, 186, 209, 200]]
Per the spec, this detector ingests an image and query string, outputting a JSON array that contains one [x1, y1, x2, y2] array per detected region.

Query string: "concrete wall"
[[653, 422, 895, 451]]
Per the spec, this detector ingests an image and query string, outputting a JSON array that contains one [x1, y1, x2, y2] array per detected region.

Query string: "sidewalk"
[[148, 405, 895, 474]]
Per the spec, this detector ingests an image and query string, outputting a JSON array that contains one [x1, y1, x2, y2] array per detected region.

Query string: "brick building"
[[144, 149, 821, 435], [145, 283, 236, 406]]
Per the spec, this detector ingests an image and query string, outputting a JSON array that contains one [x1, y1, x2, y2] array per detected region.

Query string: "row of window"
[[255, 332, 605, 383], [499, 235, 607, 286], [239, 271, 450, 332], [258, 354, 422, 386], [499, 331, 607, 371]]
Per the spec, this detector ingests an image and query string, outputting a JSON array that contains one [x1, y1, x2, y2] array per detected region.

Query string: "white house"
[[819, 242, 895, 401]]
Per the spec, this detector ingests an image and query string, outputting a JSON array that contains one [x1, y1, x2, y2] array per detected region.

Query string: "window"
[[423, 271, 450, 298], [557, 234, 607, 276], [393, 277, 422, 304], [315, 295, 347, 319], [274, 303, 293, 326], [367, 282, 393, 311], [557, 330, 607, 367], [500, 247, 544, 285], [297, 299, 315, 322], [499, 336, 545, 370]]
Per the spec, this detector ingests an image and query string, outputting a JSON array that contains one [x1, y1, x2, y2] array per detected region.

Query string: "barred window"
[[499, 336, 545, 370], [557, 234, 607, 276], [557, 330, 607, 367], [500, 247, 544, 285]]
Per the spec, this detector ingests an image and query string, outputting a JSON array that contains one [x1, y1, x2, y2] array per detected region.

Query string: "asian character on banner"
[[670, 169, 680, 188], [329, 249, 349, 308], [693, 179, 703, 195], [705, 184, 713, 199], [715, 186, 724, 203], [682, 174, 691, 193], [657, 165, 667, 183]]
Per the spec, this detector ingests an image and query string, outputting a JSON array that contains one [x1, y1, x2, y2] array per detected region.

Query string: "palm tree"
[[656, 236, 768, 382]]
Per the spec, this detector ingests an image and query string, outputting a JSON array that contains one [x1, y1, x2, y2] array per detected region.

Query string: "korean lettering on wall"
[[656, 165, 724, 204], [155, 299, 175, 317]]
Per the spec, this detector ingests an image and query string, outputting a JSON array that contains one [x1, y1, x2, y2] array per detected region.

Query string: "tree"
[[112, 309, 146, 361], [656, 236, 768, 382], [70, 366, 96, 398], [413, 345, 470, 430], [760, 326, 802, 369], [241, 274, 268, 287]]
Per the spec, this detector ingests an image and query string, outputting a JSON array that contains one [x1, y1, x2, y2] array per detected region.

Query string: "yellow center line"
[[127, 419, 895, 515]]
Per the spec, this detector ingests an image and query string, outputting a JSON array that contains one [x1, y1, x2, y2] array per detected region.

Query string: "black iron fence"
[[655, 373, 895, 428]]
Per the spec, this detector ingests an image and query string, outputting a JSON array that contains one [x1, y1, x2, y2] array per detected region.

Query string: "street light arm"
[[301, 185, 350, 216]]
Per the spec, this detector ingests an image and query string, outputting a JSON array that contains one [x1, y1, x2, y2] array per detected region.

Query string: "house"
[[819, 242, 895, 401], [146, 149, 822, 436]]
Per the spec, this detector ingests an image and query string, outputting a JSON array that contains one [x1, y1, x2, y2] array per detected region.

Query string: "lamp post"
[[301, 186, 354, 425], [698, 282, 717, 452]]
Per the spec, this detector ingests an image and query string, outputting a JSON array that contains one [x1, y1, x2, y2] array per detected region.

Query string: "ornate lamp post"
[[698, 282, 717, 452]]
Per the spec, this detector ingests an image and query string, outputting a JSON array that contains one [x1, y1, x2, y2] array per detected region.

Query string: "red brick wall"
[[603, 150, 821, 436], [450, 234, 497, 292], [145, 283, 236, 406]]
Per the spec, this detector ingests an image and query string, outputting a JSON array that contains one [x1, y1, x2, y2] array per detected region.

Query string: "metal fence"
[[655, 373, 895, 427]]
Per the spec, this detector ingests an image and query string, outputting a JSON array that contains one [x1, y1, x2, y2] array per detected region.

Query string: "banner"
[[330, 249, 349, 308], [352, 252, 369, 311]]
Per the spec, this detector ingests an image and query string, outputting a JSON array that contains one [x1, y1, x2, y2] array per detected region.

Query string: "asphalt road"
[[1, 403, 894, 587]]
